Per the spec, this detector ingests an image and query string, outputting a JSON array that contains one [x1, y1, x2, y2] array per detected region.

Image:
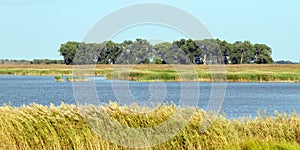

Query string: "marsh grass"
[[66, 77, 91, 82], [1, 64, 300, 82], [0, 103, 299, 149], [54, 76, 63, 82]]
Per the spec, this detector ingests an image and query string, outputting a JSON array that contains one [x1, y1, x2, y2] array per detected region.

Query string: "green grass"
[[54, 76, 64, 82], [0, 103, 299, 149], [1, 64, 300, 82], [66, 76, 90, 82], [0, 69, 72, 76]]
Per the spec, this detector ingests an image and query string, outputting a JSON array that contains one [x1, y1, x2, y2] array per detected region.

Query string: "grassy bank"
[[1, 64, 300, 82], [0, 103, 299, 149]]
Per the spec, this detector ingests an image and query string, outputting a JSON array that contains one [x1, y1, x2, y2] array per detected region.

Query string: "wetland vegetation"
[[1, 64, 300, 82], [0, 103, 299, 149]]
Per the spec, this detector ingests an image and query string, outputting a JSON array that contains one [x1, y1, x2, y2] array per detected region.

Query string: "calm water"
[[0, 76, 299, 118]]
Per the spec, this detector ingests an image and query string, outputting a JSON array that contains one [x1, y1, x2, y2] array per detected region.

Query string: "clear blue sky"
[[1, 0, 299, 62]]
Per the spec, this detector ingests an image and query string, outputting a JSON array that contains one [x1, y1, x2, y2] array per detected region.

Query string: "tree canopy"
[[58, 39, 274, 65]]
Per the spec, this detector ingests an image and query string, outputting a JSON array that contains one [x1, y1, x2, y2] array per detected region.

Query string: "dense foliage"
[[58, 39, 273, 65]]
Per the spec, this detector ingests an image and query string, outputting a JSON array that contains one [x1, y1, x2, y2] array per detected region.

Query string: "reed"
[[0, 103, 299, 149], [1, 64, 300, 82]]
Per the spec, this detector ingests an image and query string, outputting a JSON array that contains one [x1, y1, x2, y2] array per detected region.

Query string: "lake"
[[0, 76, 299, 118]]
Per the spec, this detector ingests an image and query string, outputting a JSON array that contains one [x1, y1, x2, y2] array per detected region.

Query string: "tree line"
[[0, 59, 64, 65], [275, 60, 299, 64], [58, 39, 273, 65]]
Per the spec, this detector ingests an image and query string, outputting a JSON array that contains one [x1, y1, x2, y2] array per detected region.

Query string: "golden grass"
[[1, 64, 300, 82], [0, 103, 299, 149], [0, 64, 298, 70]]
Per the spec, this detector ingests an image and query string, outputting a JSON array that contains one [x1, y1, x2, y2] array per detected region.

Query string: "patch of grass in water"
[[54, 76, 63, 82], [66, 76, 90, 82]]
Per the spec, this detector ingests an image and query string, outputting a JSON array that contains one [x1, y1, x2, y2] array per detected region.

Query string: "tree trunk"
[[203, 54, 207, 65], [240, 51, 244, 64]]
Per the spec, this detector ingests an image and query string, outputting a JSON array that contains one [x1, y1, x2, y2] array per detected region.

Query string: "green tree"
[[116, 39, 152, 64], [98, 41, 121, 64], [163, 41, 189, 64], [217, 39, 233, 64], [185, 39, 202, 63], [231, 41, 253, 64], [58, 41, 80, 65], [195, 39, 220, 65], [57, 39, 274, 65], [74, 43, 103, 64], [152, 42, 172, 64], [254, 44, 273, 64]]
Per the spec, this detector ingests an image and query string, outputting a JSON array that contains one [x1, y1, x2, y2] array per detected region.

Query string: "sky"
[[0, 0, 299, 62]]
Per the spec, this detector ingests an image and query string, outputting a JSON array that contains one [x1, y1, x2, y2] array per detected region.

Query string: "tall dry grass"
[[0, 103, 299, 149], [1, 64, 300, 82]]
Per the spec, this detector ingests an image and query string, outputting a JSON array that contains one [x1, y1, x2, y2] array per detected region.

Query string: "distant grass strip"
[[1, 64, 300, 82], [0, 103, 299, 149]]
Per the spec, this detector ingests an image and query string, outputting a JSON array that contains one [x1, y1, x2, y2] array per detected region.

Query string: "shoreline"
[[0, 64, 300, 83], [1, 74, 299, 83]]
